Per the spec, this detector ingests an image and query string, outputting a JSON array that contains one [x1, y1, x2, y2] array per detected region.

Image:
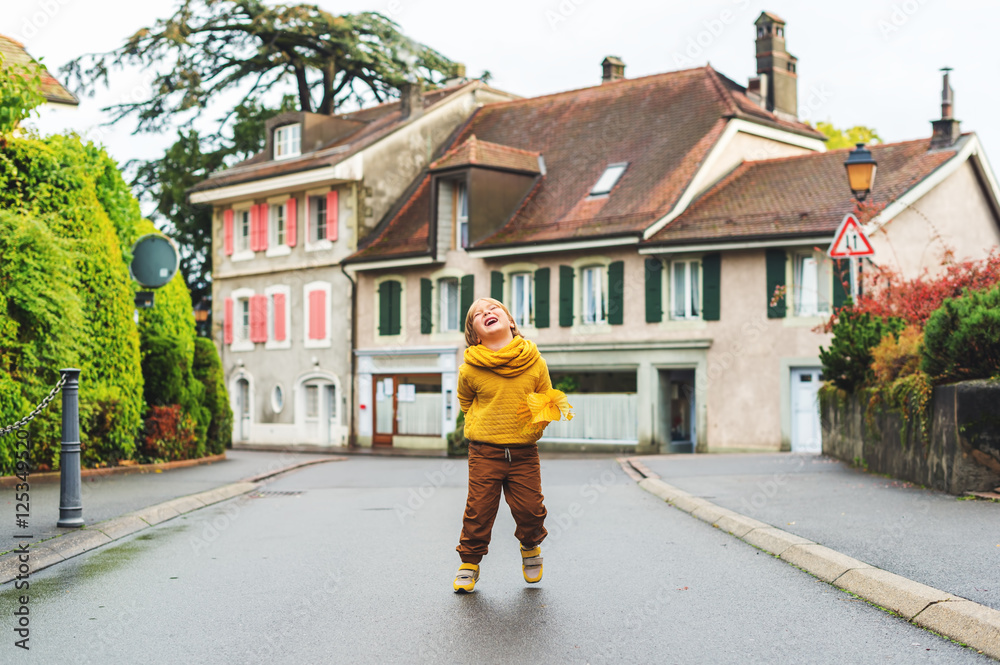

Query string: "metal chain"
[[0, 372, 69, 437]]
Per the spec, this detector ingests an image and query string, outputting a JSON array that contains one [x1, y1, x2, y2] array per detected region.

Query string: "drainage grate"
[[247, 490, 304, 498]]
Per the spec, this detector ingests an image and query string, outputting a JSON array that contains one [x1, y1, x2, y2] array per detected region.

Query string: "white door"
[[323, 385, 338, 445], [237, 379, 250, 441], [791, 368, 822, 452]]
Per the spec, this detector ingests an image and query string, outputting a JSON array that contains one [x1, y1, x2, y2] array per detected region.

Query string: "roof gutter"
[[638, 234, 833, 255]]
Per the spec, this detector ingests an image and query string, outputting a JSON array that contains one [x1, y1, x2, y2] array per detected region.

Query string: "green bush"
[[922, 286, 1000, 384], [0, 135, 144, 468], [447, 410, 469, 457], [141, 335, 209, 459], [820, 308, 905, 393], [193, 337, 232, 455]]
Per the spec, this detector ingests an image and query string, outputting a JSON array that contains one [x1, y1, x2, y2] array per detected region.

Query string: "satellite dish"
[[129, 233, 180, 289]]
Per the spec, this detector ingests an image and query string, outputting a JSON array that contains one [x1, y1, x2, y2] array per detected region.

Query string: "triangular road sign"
[[828, 213, 875, 258]]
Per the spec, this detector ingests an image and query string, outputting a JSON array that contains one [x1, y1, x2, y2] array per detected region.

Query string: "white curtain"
[[398, 393, 443, 435], [541, 393, 637, 443]]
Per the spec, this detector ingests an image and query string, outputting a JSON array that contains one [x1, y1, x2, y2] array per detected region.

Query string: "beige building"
[[189, 80, 517, 450], [343, 13, 1000, 455]]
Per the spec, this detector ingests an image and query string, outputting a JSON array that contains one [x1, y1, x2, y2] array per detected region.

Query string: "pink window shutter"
[[224, 298, 234, 344], [258, 203, 269, 251], [326, 190, 338, 241], [308, 290, 326, 340], [224, 209, 234, 255], [286, 198, 297, 247], [248, 206, 257, 251], [303, 196, 310, 245], [273, 293, 286, 341], [250, 294, 268, 343]]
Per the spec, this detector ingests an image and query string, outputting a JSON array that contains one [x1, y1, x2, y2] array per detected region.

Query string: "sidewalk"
[[0, 449, 341, 557], [631, 453, 1000, 612]]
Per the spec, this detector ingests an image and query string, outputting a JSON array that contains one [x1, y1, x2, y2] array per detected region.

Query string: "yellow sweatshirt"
[[457, 336, 552, 445]]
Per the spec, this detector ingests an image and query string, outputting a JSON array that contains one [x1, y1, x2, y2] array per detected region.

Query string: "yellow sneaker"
[[521, 545, 543, 583], [453, 563, 480, 593]]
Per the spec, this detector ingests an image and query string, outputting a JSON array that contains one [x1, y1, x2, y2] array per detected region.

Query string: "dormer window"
[[274, 123, 301, 160], [590, 163, 628, 196]]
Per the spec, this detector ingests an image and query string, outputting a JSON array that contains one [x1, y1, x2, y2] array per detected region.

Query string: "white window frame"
[[264, 284, 292, 350], [230, 287, 255, 352], [271, 384, 285, 414], [791, 251, 832, 318], [589, 162, 628, 197], [509, 272, 533, 329], [266, 196, 292, 257], [500, 262, 539, 330], [429, 268, 464, 339], [232, 206, 254, 262], [303, 281, 332, 349], [305, 187, 336, 252], [274, 123, 301, 160], [670, 258, 702, 320], [455, 181, 469, 249], [569, 256, 613, 332], [581, 265, 607, 325], [439, 277, 461, 333], [374, 274, 407, 340]]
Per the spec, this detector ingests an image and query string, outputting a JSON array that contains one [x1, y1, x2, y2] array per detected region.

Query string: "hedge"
[[193, 337, 232, 455]]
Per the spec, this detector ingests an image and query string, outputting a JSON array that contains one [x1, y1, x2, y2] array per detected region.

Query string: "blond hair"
[[464, 297, 522, 347]]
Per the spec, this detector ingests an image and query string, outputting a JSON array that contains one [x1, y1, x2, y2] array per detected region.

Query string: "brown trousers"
[[457, 442, 548, 564]]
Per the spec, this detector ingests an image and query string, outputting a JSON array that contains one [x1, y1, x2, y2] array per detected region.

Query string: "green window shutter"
[[559, 265, 574, 327], [608, 261, 625, 325], [766, 249, 787, 318], [644, 258, 663, 323], [388, 281, 402, 335], [420, 278, 433, 334], [490, 271, 504, 301], [702, 253, 721, 321], [460, 274, 475, 332], [832, 259, 849, 309], [534, 268, 550, 328], [378, 281, 391, 336]]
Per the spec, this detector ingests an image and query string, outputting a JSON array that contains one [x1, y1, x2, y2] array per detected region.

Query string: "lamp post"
[[843, 143, 878, 297], [194, 299, 211, 338]]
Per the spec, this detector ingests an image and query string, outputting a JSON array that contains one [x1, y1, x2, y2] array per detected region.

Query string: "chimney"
[[753, 12, 798, 118], [601, 56, 625, 84], [930, 67, 961, 149], [400, 81, 423, 119]]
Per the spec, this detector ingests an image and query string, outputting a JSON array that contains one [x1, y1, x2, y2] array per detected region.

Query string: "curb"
[[0, 453, 228, 488], [0, 456, 346, 585], [619, 457, 1000, 660]]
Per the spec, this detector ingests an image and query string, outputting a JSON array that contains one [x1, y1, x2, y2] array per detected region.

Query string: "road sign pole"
[[850, 257, 858, 300]]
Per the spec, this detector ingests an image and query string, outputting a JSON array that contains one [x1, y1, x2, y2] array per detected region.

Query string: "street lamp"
[[844, 143, 877, 201], [193, 299, 211, 337]]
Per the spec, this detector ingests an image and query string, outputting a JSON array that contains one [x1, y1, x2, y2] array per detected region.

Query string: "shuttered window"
[[308, 289, 327, 339], [378, 280, 402, 336], [833, 259, 850, 309], [224, 298, 234, 344], [581, 265, 607, 324], [249, 294, 268, 343], [644, 258, 663, 323], [439, 278, 460, 332], [224, 210, 234, 255], [559, 265, 574, 327], [286, 197, 297, 247], [420, 278, 433, 334], [491, 271, 504, 301], [702, 253, 721, 321], [272, 293, 286, 341], [534, 268, 550, 328], [326, 190, 338, 241], [766, 249, 787, 318], [608, 260, 624, 325]]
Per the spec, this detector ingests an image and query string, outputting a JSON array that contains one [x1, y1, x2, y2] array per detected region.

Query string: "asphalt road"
[[0, 456, 991, 664]]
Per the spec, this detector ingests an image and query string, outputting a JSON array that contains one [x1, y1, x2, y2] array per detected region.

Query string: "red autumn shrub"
[[140, 404, 198, 463]]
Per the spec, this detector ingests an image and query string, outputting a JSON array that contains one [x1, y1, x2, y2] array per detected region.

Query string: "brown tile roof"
[[430, 135, 541, 174], [189, 82, 493, 193], [349, 66, 826, 261], [643, 138, 960, 246], [349, 173, 433, 261], [0, 34, 78, 106]]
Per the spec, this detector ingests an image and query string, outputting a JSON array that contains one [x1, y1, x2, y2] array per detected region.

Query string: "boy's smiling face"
[[471, 300, 514, 347]]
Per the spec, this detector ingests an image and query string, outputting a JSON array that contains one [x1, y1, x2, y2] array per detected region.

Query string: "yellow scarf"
[[464, 336, 540, 377]]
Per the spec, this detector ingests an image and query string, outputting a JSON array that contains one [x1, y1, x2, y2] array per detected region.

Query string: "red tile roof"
[[349, 66, 826, 261], [349, 174, 433, 261], [430, 135, 541, 174], [644, 138, 959, 246], [0, 34, 78, 106], [189, 82, 500, 193]]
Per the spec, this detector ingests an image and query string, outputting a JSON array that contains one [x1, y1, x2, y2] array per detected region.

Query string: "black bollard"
[[57, 369, 83, 528]]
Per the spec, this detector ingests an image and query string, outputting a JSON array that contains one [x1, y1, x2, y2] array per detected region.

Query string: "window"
[[455, 182, 469, 248], [311, 195, 327, 242], [274, 124, 301, 160], [793, 254, 830, 317], [378, 280, 403, 336], [439, 278, 460, 332], [582, 265, 607, 324], [236, 210, 251, 252], [272, 385, 284, 413], [265, 286, 290, 349], [236, 297, 251, 342], [590, 163, 628, 196], [672, 260, 701, 319], [304, 282, 332, 348], [271, 203, 286, 247], [510, 272, 532, 327], [305, 385, 319, 418]]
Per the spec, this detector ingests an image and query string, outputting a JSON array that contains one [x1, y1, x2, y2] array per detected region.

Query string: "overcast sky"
[[10, 0, 1000, 210]]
